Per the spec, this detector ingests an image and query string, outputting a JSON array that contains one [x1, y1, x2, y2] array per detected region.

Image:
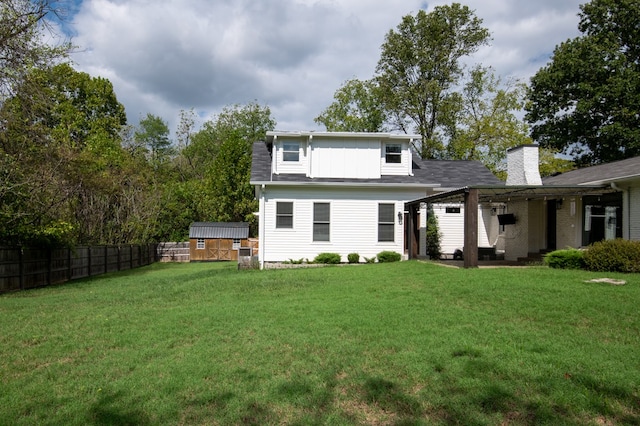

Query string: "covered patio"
[[405, 184, 618, 268]]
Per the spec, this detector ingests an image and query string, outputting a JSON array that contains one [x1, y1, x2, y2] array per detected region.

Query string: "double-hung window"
[[313, 202, 330, 241], [283, 142, 300, 162], [378, 203, 395, 242], [276, 201, 294, 229], [385, 143, 402, 164]]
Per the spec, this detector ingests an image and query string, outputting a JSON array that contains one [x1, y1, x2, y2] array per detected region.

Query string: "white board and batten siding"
[[310, 138, 381, 179], [260, 186, 426, 263], [432, 204, 494, 255], [272, 136, 412, 179]]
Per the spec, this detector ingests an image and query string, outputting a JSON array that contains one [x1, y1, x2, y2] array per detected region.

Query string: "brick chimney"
[[506, 144, 542, 186]]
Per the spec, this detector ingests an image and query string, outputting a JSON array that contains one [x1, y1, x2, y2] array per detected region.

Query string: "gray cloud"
[[70, 0, 584, 132]]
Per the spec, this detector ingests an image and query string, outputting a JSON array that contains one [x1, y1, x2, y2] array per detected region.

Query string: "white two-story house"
[[250, 131, 501, 268]]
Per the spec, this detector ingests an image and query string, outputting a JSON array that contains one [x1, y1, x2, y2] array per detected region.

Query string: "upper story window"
[[283, 142, 300, 162], [385, 143, 402, 164], [276, 201, 294, 228]]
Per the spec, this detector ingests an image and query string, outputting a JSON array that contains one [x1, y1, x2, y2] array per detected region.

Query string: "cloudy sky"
[[61, 0, 586, 135]]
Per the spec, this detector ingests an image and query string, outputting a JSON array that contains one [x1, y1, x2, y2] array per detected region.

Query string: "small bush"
[[377, 251, 401, 263], [313, 252, 341, 264], [363, 256, 376, 264], [544, 249, 585, 269], [583, 239, 640, 273], [347, 253, 360, 264]]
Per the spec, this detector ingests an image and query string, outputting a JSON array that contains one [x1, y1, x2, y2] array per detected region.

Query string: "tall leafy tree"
[[0, 0, 71, 100], [0, 64, 140, 245], [160, 102, 276, 240], [446, 66, 572, 178], [375, 3, 490, 159], [314, 79, 386, 132], [135, 113, 173, 166], [526, 0, 640, 165]]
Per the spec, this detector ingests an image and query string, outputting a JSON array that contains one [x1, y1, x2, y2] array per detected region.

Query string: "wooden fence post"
[[19, 247, 24, 290]]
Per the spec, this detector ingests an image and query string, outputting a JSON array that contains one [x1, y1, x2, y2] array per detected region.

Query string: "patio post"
[[464, 188, 479, 268]]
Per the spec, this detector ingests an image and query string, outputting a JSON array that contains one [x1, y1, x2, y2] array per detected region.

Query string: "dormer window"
[[283, 142, 300, 162], [385, 143, 402, 164]]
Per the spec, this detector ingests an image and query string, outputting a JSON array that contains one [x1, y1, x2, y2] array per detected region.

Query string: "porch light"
[[398, 211, 403, 225]]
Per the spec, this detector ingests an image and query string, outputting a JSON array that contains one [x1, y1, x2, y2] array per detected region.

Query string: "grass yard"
[[1, 261, 639, 425]]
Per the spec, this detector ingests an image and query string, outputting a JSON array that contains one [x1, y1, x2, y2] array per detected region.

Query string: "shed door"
[[218, 239, 232, 261], [208, 240, 220, 260]]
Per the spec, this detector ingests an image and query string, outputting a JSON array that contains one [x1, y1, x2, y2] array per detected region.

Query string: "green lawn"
[[1, 261, 639, 425]]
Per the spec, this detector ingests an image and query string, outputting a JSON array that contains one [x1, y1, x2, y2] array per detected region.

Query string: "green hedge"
[[544, 249, 585, 270], [313, 252, 341, 264], [347, 253, 360, 264], [377, 251, 401, 263], [583, 239, 640, 273]]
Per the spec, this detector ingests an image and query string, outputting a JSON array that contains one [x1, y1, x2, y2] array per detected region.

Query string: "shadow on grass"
[[88, 391, 150, 426]]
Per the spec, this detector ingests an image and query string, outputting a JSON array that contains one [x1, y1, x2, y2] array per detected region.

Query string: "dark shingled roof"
[[543, 156, 640, 185], [189, 222, 249, 239], [250, 141, 501, 188]]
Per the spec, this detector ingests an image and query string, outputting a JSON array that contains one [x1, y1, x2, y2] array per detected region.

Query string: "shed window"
[[378, 203, 395, 242], [276, 201, 293, 228], [385, 143, 402, 164], [313, 202, 330, 242], [233, 239, 241, 249], [283, 142, 300, 162], [196, 238, 205, 249]]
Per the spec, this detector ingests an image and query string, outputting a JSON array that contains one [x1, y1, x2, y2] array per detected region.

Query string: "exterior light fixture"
[[398, 211, 403, 225]]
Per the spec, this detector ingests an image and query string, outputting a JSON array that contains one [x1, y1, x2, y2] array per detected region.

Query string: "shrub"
[[377, 251, 401, 263], [313, 252, 341, 264], [426, 205, 442, 260], [363, 256, 376, 264], [544, 248, 585, 269], [347, 253, 360, 264], [583, 239, 640, 273]]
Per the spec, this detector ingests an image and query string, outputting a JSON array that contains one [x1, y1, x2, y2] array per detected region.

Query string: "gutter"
[[250, 180, 441, 189]]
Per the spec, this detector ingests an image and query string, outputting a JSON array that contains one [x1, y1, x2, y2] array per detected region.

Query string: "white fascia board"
[[580, 174, 640, 186], [250, 180, 440, 189], [266, 130, 421, 141]]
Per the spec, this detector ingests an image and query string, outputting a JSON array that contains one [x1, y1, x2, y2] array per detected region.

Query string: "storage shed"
[[189, 222, 250, 261]]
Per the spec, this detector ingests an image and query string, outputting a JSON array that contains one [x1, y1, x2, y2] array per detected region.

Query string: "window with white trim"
[[385, 143, 402, 164], [283, 142, 300, 162], [378, 203, 395, 242], [233, 238, 241, 249], [276, 201, 294, 228], [196, 238, 205, 249], [313, 202, 330, 241]]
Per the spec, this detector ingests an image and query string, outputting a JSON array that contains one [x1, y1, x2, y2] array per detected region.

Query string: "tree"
[[425, 205, 442, 260], [375, 4, 490, 159], [0, 0, 71, 100], [444, 66, 573, 179], [525, 0, 640, 165], [446, 67, 531, 174], [0, 63, 142, 246], [314, 78, 386, 132], [135, 113, 173, 166]]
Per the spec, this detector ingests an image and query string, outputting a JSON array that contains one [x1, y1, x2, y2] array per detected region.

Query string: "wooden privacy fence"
[[0, 244, 157, 293]]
